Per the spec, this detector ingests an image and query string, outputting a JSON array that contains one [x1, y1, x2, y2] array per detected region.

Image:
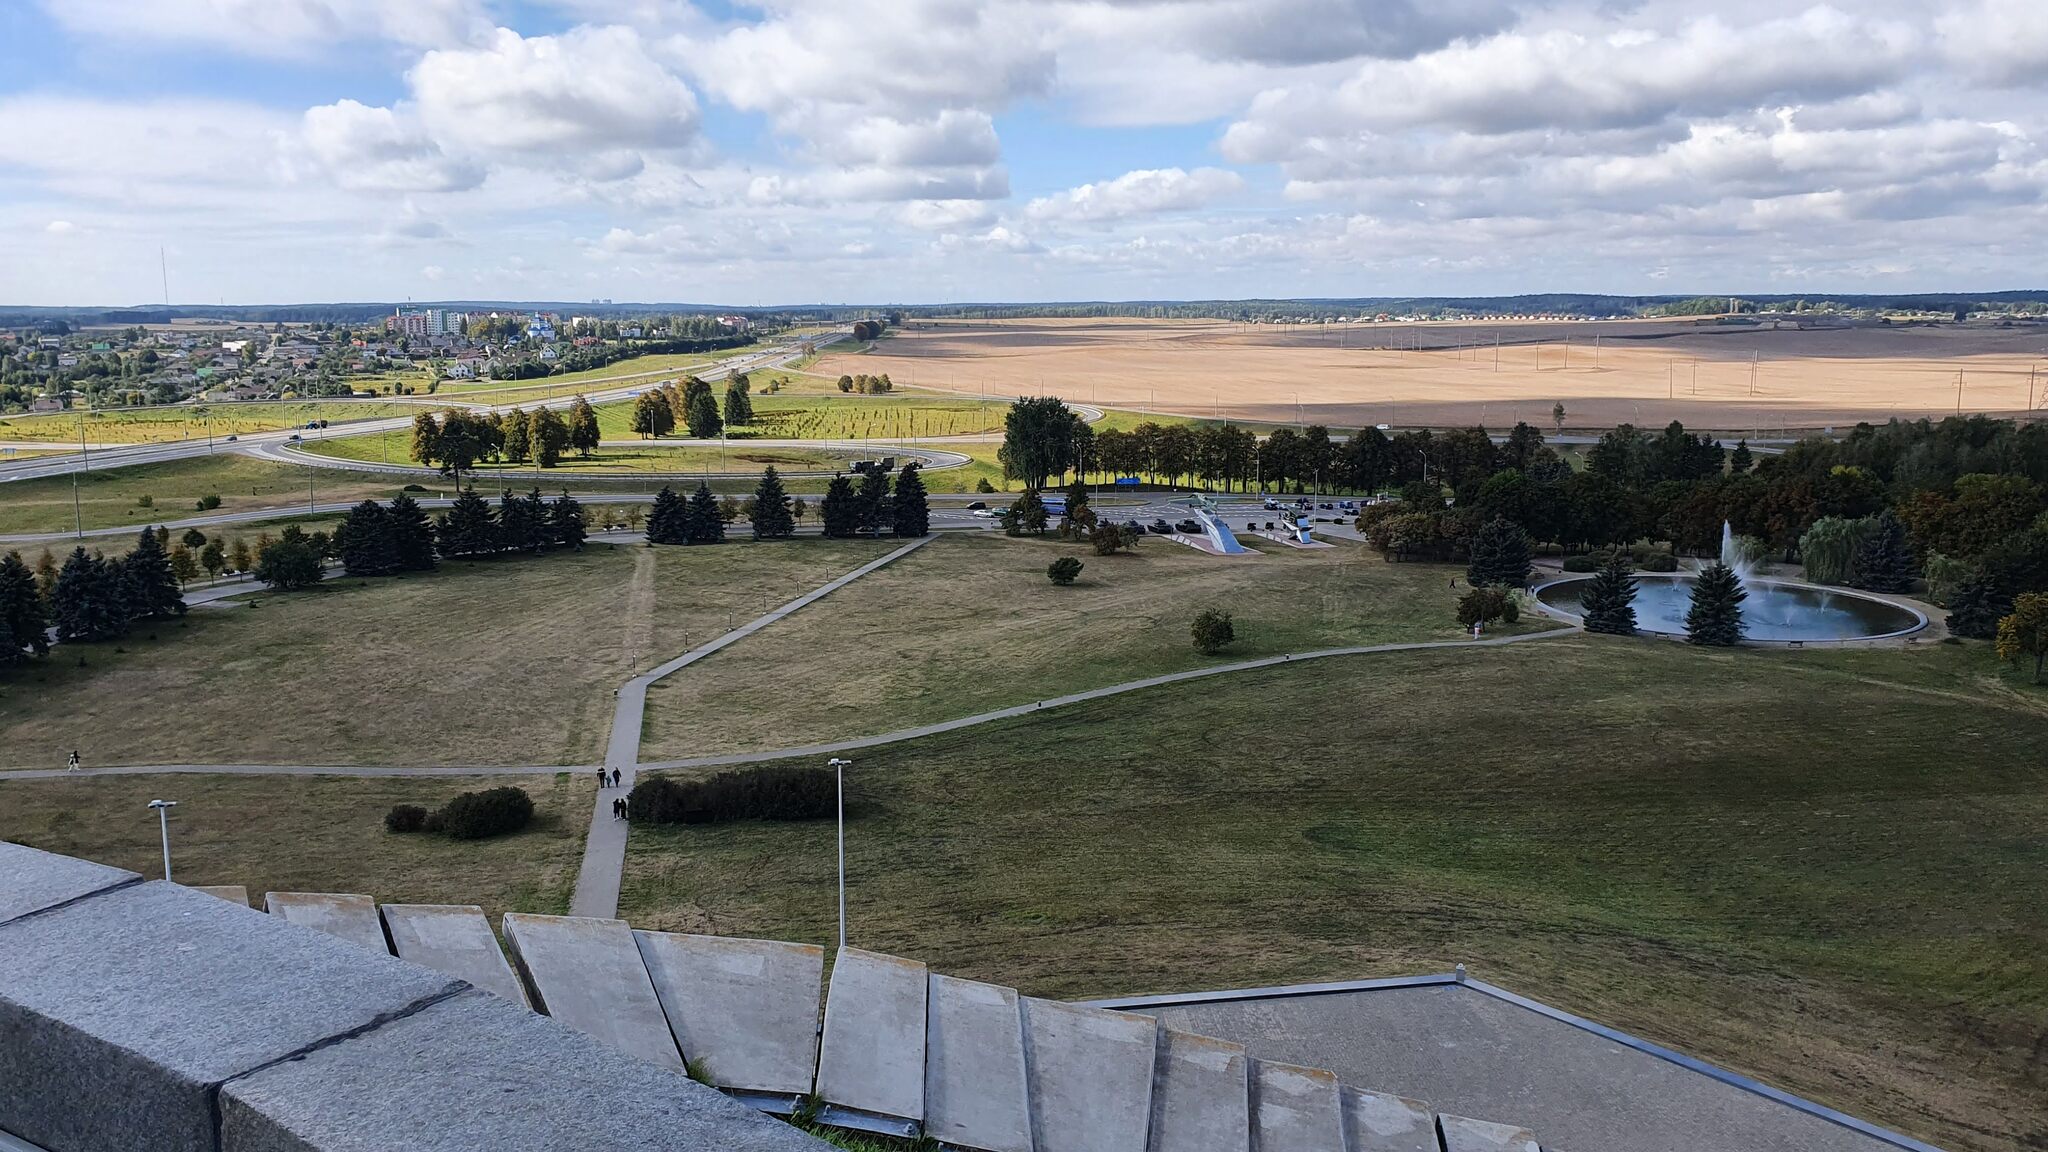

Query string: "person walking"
[[66, 750, 80, 773], [595, 767, 606, 789], [610, 768, 621, 788]]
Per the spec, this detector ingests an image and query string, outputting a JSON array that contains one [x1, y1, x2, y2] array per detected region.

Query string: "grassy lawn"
[[0, 455, 412, 536], [620, 636, 2048, 1152], [0, 401, 428, 445], [304, 430, 854, 475], [639, 533, 1558, 760], [0, 538, 913, 770], [0, 771, 592, 922]]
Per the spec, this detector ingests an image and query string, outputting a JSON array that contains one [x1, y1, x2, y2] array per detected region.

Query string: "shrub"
[[137, 495, 153, 508], [1638, 551, 1679, 572], [1561, 555, 1599, 573], [402, 483, 428, 493], [1456, 586, 1516, 629], [1191, 608, 1235, 655], [628, 766, 836, 825], [422, 810, 445, 833], [435, 786, 534, 840], [195, 494, 222, 511], [975, 478, 996, 494], [1047, 556, 1083, 585], [384, 804, 427, 833]]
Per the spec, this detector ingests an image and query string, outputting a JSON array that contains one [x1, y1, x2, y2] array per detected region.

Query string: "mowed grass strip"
[[0, 538, 911, 769], [638, 532, 1558, 759], [0, 455, 414, 536], [620, 637, 2048, 1152], [0, 771, 593, 922], [0, 401, 429, 445]]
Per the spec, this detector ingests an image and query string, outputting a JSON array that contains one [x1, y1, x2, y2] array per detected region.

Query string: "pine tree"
[[723, 378, 753, 426], [1850, 509, 1915, 593], [340, 500, 399, 576], [1685, 562, 1747, 646], [0, 609, 22, 670], [52, 548, 124, 642], [122, 527, 186, 618], [1580, 553, 1638, 635], [550, 492, 587, 550], [687, 482, 725, 543], [893, 463, 930, 537], [498, 489, 547, 553], [568, 395, 602, 456], [751, 466, 796, 540], [821, 475, 859, 538], [1465, 516, 1533, 588], [0, 552, 51, 657], [387, 493, 437, 571], [1945, 572, 2011, 640], [1729, 440, 1754, 474], [437, 488, 500, 558], [856, 468, 892, 536], [646, 486, 686, 544]]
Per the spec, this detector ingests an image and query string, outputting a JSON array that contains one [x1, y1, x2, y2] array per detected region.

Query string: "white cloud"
[[1938, 0, 2048, 87], [412, 26, 699, 156], [300, 100, 484, 193], [42, 0, 488, 55], [44, 220, 76, 235], [1027, 168, 1245, 223]]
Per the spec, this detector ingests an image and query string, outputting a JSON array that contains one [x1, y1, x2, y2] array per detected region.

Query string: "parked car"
[[971, 508, 996, 518]]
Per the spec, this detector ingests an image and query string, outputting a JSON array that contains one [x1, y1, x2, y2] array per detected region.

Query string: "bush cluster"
[[627, 766, 836, 825], [386, 786, 533, 840], [1456, 586, 1521, 629], [1565, 543, 1677, 573]]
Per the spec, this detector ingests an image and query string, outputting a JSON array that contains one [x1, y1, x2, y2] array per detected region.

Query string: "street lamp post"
[[147, 799, 178, 881], [828, 757, 852, 951]]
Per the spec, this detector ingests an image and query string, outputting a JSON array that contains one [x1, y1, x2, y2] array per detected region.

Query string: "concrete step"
[[187, 884, 249, 906], [500, 913, 681, 1071], [1251, 1060, 1346, 1152], [1338, 1088, 1436, 1152], [634, 930, 823, 1104], [1022, 997, 1159, 1152], [925, 974, 1033, 1152], [1148, 1028, 1251, 1152], [262, 892, 387, 953], [815, 947, 928, 1135], [381, 904, 529, 1008], [1437, 1115, 1541, 1152]]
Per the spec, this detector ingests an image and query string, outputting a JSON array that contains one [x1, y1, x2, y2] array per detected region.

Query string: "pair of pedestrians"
[[595, 767, 621, 788], [610, 797, 628, 820]]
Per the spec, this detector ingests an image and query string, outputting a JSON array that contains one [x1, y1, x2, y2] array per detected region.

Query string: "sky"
[[1, 0, 2045, 307]]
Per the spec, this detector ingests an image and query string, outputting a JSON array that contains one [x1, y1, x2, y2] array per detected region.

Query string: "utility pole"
[[73, 402, 88, 539]]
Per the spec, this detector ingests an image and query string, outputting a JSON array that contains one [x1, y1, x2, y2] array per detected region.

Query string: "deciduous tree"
[[1995, 592, 2048, 683], [568, 395, 601, 456]]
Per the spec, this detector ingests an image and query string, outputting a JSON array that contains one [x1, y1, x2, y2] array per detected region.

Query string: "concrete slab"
[[1438, 1116, 1540, 1152], [0, 839, 136, 924], [925, 974, 1032, 1152], [0, 879, 459, 1152], [1148, 1028, 1251, 1152], [189, 883, 250, 906], [264, 891, 388, 953], [220, 988, 830, 1152], [1340, 1089, 1436, 1152], [634, 930, 823, 1097], [500, 912, 681, 1070], [1022, 997, 1158, 1152], [382, 904, 529, 1008], [815, 947, 928, 1124], [1252, 1060, 1346, 1152]]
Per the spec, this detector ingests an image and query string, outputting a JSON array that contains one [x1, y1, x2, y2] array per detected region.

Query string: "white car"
[[971, 508, 996, 518]]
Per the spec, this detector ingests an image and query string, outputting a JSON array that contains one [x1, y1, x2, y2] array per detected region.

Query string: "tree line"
[[410, 396, 602, 477], [643, 463, 929, 544], [2, 529, 186, 669], [631, 376, 753, 440]]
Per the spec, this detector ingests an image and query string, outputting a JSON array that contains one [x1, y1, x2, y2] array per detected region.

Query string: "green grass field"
[[622, 636, 2047, 1152], [0, 771, 594, 924], [590, 392, 1014, 442], [638, 533, 1559, 759], [303, 430, 854, 475], [0, 538, 905, 769], [0, 401, 428, 445], [0, 455, 411, 536]]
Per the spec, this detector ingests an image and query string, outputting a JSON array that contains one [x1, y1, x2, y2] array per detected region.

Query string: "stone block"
[[1438, 1115, 1541, 1152], [501, 913, 680, 1070], [1340, 1088, 1436, 1152], [633, 930, 821, 1096], [1022, 997, 1157, 1152], [263, 891, 387, 954], [220, 988, 832, 1152], [0, 880, 457, 1152], [1252, 1060, 1345, 1152], [1149, 1028, 1250, 1152], [925, 974, 1032, 1152], [382, 904, 529, 1008], [189, 884, 250, 906], [0, 840, 136, 925], [815, 947, 928, 1123]]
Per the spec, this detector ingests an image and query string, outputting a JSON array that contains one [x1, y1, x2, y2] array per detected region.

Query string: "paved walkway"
[[568, 535, 937, 918], [0, 762, 583, 781]]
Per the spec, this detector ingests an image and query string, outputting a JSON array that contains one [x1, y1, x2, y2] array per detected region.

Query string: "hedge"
[[435, 786, 534, 840], [628, 765, 836, 825]]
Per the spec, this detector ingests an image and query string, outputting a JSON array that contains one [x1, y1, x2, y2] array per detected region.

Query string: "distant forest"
[[5, 291, 2047, 330]]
